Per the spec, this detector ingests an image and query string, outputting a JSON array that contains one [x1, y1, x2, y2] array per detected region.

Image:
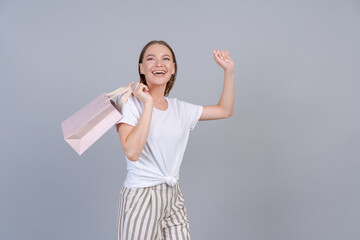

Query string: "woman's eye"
[[147, 58, 154, 61], [163, 58, 170, 61]]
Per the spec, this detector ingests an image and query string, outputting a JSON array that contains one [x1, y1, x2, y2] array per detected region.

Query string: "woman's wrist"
[[224, 68, 234, 75], [144, 100, 154, 108]]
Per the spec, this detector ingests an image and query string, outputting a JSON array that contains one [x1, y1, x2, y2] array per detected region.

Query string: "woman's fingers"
[[221, 50, 229, 62], [213, 50, 218, 59], [134, 82, 149, 95], [214, 49, 230, 62], [217, 50, 222, 60], [143, 84, 149, 92], [213, 49, 234, 71], [213, 50, 218, 58], [214, 49, 222, 61]]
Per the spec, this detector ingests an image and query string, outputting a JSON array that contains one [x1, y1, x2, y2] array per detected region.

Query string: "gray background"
[[1, 0, 359, 239]]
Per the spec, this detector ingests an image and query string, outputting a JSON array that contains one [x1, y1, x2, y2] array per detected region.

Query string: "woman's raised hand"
[[213, 49, 234, 72], [131, 82, 153, 105]]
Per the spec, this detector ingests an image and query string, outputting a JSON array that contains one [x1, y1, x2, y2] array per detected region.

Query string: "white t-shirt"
[[115, 94, 203, 189]]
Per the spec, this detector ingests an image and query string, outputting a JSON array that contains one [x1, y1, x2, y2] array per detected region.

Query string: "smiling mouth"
[[152, 70, 166, 77]]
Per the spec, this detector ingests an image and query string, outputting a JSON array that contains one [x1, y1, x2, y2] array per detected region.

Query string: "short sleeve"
[[182, 101, 203, 131], [115, 95, 141, 127]]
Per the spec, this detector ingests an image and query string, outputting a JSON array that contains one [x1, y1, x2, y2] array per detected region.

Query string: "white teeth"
[[152, 71, 166, 74]]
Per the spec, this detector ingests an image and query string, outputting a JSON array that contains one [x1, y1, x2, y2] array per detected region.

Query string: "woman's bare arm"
[[200, 49, 235, 120], [117, 102, 153, 161], [117, 82, 153, 162]]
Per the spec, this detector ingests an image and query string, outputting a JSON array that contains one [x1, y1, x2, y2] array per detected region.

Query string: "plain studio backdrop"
[[1, 0, 359, 239]]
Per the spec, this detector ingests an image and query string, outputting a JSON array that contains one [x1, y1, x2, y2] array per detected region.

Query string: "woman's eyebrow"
[[146, 54, 171, 58]]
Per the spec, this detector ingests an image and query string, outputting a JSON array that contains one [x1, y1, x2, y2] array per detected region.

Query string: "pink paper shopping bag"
[[61, 86, 132, 155]]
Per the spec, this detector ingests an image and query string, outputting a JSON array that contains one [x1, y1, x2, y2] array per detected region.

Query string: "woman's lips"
[[152, 71, 166, 77], [153, 73, 165, 77]]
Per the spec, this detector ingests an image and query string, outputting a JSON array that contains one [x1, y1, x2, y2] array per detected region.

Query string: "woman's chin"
[[147, 77, 170, 86]]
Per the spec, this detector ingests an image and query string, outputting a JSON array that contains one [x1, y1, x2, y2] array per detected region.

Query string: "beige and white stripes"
[[117, 182, 191, 240]]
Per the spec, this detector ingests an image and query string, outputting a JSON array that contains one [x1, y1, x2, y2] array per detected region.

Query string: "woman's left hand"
[[213, 49, 234, 72]]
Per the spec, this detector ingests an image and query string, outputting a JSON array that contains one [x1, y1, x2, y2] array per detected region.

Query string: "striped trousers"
[[117, 182, 191, 240]]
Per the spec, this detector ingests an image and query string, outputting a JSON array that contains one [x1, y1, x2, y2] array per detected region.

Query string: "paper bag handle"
[[104, 86, 133, 109]]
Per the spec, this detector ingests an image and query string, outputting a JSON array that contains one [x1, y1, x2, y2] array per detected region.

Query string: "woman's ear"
[[139, 63, 144, 74], [172, 62, 175, 74]]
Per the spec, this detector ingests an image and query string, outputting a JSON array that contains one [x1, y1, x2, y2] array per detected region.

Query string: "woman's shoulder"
[[166, 96, 184, 107], [116, 94, 143, 113], [168, 96, 200, 106], [167, 97, 202, 112], [125, 94, 143, 105]]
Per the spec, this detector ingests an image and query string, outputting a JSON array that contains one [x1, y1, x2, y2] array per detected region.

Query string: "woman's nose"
[[155, 59, 163, 66]]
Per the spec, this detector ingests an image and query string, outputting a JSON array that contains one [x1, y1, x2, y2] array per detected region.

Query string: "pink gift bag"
[[61, 86, 132, 155]]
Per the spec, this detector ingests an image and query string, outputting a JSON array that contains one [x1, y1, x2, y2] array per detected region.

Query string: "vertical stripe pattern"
[[117, 182, 191, 240]]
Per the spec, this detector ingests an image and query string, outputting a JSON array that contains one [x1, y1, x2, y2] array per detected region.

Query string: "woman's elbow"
[[128, 157, 139, 162], [122, 145, 140, 162], [223, 110, 233, 119], [218, 105, 233, 119], [126, 155, 139, 162], [125, 151, 139, 162]]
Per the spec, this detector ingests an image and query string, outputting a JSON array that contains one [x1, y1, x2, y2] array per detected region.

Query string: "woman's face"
[[139, 43, 175, 87]]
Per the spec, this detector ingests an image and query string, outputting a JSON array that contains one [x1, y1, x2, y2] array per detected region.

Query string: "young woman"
[[115, 40, 234, 240]]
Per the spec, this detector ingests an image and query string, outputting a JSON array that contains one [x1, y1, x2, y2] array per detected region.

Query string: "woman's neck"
[[148, 84, 167, 103]]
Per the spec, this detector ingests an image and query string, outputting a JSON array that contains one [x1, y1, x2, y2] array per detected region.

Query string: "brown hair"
[[138, 40, 177, 97]]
